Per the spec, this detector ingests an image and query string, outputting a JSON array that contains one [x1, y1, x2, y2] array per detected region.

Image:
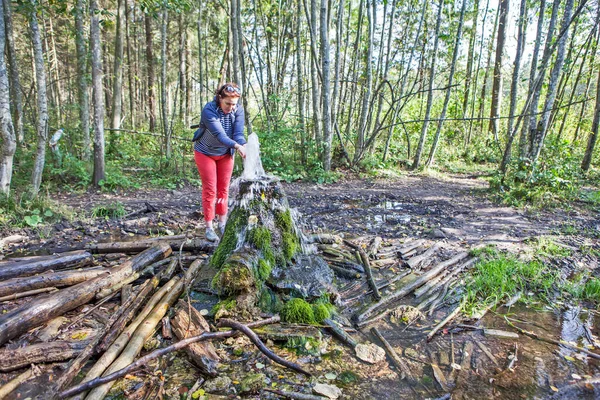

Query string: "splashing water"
[[241, 133, 266, 180]]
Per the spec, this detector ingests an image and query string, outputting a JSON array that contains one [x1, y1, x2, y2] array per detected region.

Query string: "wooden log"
[[0, 243, 171, 346], [84, 277, 184, 400], [367, 236, 383, 258], [397, 239, 426, 256], [357, 248, 381, 300], [355, 253, 469, 327], [160, 257, 179, 284], [329, 264, 362, 279], [59, 317, 280, 399], [263, 388, 328, 400], [406, 242, 441, 269], [172, 300, 220, 376], [0, 368, 33, 398], [311, 233, 343, 244], [0, 340, 88, 372], [427, 298, 465, 341], [415, 258, 477, 299], [0, 287, 57, 302], [54, 277, 160, 393], [96, 262, 156, 299], [323, 318, 358, 348], [326, 259, 365, 273], [371, 327, 414, 382], [87, 237, 215, 254], [0, 267, 107, 298], [0, 250, 93, 280]]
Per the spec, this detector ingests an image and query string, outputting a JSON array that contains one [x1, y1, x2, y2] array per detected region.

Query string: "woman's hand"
[[235, 144, 247, 159]]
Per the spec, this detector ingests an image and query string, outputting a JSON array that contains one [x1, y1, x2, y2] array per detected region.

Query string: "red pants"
[[194, 151, 234, 222]]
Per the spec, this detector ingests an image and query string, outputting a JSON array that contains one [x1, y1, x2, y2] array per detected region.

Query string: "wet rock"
[[355, 343, 386, 364], [430, 229, 447, 239], [239, 373, 265, 394], [270, 254, 336, 299], [313, 383, 342, 399], [203, 376, 236, 395]]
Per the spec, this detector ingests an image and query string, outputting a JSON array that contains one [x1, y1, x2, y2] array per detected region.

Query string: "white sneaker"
[[205, 228, 218, 242], [218, 222, 226, 235]]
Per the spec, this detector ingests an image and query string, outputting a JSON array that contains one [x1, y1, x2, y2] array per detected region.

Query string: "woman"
[[193, 83, 247, 241]]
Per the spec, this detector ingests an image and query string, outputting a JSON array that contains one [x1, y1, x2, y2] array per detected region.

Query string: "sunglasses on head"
[[220, 85, 242, 96]]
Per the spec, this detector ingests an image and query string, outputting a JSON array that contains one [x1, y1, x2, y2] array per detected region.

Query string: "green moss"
[[212, 263, 255, 295], [211, 298, 237, 316], [312, 303, 331, 323], [257, 258, 272, 281], [337, 371, 360, 385], [281, 232, 299, 260], [210, 207, 248, 269], [248, 226, 272, 252], [284, 336, 321, 356], [257, 286, 283, 313], [281, 298, 316, 324], [274, 209, 300, 260], [275, 209, 294, 232]]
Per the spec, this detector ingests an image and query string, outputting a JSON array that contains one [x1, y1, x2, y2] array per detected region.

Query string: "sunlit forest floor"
[[2, 172, 600, 399]]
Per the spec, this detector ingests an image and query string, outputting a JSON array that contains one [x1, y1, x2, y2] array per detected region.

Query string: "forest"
[[0, 0, 600, 399]]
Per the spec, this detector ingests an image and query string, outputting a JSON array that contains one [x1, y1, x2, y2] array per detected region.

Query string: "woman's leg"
[[194, 151, 218, 223], [215, 154, 235, 220]]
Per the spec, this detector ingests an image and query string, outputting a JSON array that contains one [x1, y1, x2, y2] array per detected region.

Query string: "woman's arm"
[[232, 106, 247, 145], [201, 105, 238, 148]]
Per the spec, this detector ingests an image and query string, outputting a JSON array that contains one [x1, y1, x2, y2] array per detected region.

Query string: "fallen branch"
[[0, 250, 93, 280], [0, 286, 57, 302], [0, 267, 107, 298], [323, 318, 358, 348], [218, 318, 312, 376], [59, 317, 280, 398], [371, 327, 414, 382], [406, 242, 441, 269], [0, 340, 87, 372], [263, 388, 327, 400], [427, 298, 465, 341], [0, 368, 34, 398]]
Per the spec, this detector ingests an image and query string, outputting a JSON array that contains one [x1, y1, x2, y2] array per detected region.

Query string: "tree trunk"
[[0, 250, 93, 280], [111, 0, 125, 131], [425, 0, 466, 167], [29, 0, 49, 197], [160, 9, 170, 158], [0, 267, 107, 297], [411, 0, 443, 170], [74, 0, 90, 159], [530, 0, 575, 167], [353, 0, 373, 165], [231, 0, 241, 84], [2, 0, 22, 145], [499, 0, 527, 173], [296, 0, 307, 165], [0, 341, 87, 372], [90, 0, 105, 186], [0, 244, 171, 346], [476, 6, 499, 138], [308, 0, 322, 149], [178, 13, 187, 123], [125, 0, 135, 130], [145, 14, 156, 132], [320, 0, 332, 171], [488, 0, 509, 139], [581, 65, 600, 171], [0, 0, 15, 196], [462, 0, 479, 118]]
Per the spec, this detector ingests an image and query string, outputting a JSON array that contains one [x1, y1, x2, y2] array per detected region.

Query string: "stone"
[[431, 229, 447, 239], [313, 383, 342, 399], [270, 254, 336, 299], [203, 376, 236, 395], [355, 343, 386, 364]]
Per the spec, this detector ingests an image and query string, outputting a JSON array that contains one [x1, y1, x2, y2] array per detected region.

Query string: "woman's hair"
[[216, 82, 242, 98]]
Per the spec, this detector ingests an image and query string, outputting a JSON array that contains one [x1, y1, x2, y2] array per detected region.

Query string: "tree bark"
[[0, 244, 171, 346], [320, 0, 331, 171], [308, 0, 322, 150], [296, 0, 307, 165], [178, 13, 187, 123], [0, 340, 87, 372], [411, 0, 443, 170], [145, 14, 156, 132], [488, 0, 509, 139], [0, 267, 106, 297], [353, 0, 373, 165], [160, 9, 170, 157], [0, 0, 15, 196], [110, 0, 125, 131], [29, 0, 49, 197], [74, 0, 91, 159], [581, 65, 600, 171], [0, 250, 93, 280], [90, 0, 105, 186], [2, 0, 22, 145]]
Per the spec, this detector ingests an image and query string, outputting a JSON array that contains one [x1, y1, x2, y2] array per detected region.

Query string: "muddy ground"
[[1, 173, 600, 399]]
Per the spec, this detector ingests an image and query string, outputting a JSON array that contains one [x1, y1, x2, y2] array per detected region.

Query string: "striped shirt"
[[194, 100, 246, 156]]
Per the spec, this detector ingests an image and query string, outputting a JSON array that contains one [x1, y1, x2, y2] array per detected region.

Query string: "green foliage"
[[280, 298, 316, 324], [0, 193, 70, 229], [464, 249, 558, 315], [337, 371, 360, 385], [210, 298, 237, 316], [91, 201, 126, 219], [582, 278, 600, 302], [530, 236, 571, 258]]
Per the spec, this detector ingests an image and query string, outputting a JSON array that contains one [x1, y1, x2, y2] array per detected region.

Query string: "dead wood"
[[0, 286, 57, 302], [329, 264, 362, 279], [371, 327, 414, 382], [122, 202, 159, 219], [0, 340, 88, 372], [0, 234, 27, 250], [84, 277, 185, 400], [161, 316, 172, 339], [427, 299, 465, 341], [218, 318, 311, 376], [311, 233, 343, 244], [171, 300, 220, 376], [0, 368, 34, 398], [0, 267, 107, 298], [367, 236, 383, 258], [0, 250, 93, 280], [416, 258, 477, 299], [344, 240, 380, 300], [326, 259, 364, 273], [397, 239, 426, 256], [59, 316, 281, 398], [323, 318, 358, 348], [0, 243, 171, 347], [54, 277, 159, 393], [263, 388, 328, 400], [475, 340, 500, 367], [406, 242, 441, 269], [87, 237, 215, 254], [355, 253, 469, 327]]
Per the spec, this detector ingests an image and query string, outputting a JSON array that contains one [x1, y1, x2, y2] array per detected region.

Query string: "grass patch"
[[91, 201, 126, 219], [582, 278, 600, 302], [530, 236, 571, 258], [464, 249, 558, 315]]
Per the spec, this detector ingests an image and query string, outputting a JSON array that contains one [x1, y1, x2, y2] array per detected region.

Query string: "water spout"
[[241, 133, 266, 180]]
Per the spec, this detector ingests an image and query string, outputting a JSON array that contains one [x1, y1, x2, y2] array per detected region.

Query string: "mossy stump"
[[208, 177, 335, 320]]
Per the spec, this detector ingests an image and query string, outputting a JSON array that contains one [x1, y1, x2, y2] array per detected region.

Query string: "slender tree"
[[29, 0, 49, 196], [488, 0, 508, 139], [145, 14, 156, 132], [581, 67, 600, 171], [0, 0, 15, 195], [320, 0, 331, 171], [2, 0, 22, 144], [74, 0, 90, 159], [354, 0, 373, 164], [111, 0, 125, 131], [90, 0, 105, 186]]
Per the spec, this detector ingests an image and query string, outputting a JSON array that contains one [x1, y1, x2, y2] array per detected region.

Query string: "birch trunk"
[[160, 9, 170, 158], [411, 0, 443, 170], [2, 0, 22, 144], [178, 14, 187, 123], [125, 0, 135, 129], [488, 0, 509, 139], [582, 67, 600, 171], [353, 0, 373, 165], [0, 0, 15, 196], [145, 14, 156, 132], [308, 0, 321, 148], [110, 0, 125, 131], [90, 0, 105, 186], [296, 0, 307, 165], [320, 0, 332, 171], [75, 0, 90, 159], [29, 0, 49, 197]]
